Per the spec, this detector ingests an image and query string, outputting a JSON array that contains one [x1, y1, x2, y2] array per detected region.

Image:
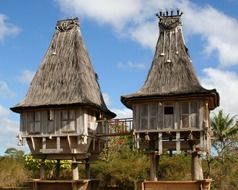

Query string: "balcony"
[[96, 118, 133, 136]]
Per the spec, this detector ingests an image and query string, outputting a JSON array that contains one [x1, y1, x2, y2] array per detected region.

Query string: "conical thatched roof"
[[121, 12, 219, 109], [11, 18, 115, 118]]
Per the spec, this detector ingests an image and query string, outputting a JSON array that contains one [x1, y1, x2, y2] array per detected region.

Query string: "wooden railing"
[[96, 118, 133, 136]]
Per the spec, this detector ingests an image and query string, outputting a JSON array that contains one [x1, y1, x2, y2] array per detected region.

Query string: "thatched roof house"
[[11, 18, 115, 118], [121, 12, 219, 109]]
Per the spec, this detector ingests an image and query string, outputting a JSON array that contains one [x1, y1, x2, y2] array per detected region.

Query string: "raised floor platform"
[[136, 180, 212, 190], [28, 179, 100, 190]]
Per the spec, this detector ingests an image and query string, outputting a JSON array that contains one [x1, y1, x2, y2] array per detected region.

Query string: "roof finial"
[[160, 11, 163, 17], [156, 9, 183, 18], [171, 10, 174, 16], [176, 9, 183, 16]]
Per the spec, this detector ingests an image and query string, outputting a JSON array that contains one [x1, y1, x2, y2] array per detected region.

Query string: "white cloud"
[[0, 105, 18, 134], [0, 14, 20, 42], [129, 21, 158, 49], [117, 61, 146, 70], [0, 81, 15, 98], [102, 92, 110, 106], [181, 3, 238, 67], [0, 105, 21, 154], [111, 108, 132, 118], [0, 105, 9, 117], [57, 0, 142, 30], [200, 68, 238, 116], [56, 0, 238, 66], [101, 93, 132, 118], [18, 70, 35, 84]]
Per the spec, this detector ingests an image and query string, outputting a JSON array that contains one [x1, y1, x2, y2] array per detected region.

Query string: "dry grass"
[[0, 157, 29, 187]]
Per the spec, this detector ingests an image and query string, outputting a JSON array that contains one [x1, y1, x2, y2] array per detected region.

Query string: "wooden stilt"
[[191, 148, 204, 180], [85, 158, 90, 179], [55, 160, 61, 179], [72, 157, 79, 180], [40, 159, 46, 180], [150, 152, 159, 181]]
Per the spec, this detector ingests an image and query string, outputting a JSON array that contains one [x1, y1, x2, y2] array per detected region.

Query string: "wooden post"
[[55, 160, 61, 179], [150, 152, 159, 181], [85, 158, 90, 179], [191, 148, 204, 180], [40, 159, 46, 180], [72, 157, 79, 180]]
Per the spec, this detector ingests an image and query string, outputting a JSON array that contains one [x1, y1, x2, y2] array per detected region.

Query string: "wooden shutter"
[[140, 104, 148, 130], [158, 103, 163, 129], [164, 105, 174, 128], [61, 110, 68, 132], [28, 112, 34, 133], [68, 110, 76, 132], [48, 110, 54, 133], [181, 102, 189, 128], [149, 104, 157, 129], [190, 101, 198, 128], [34, 112, 41, 133]]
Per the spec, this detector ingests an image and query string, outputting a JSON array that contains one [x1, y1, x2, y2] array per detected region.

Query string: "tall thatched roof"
[[121, 11, 219, 109], [11, 18, 115, 118]]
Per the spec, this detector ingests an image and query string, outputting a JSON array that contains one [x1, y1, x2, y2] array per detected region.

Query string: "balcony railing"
[[96, 118, 133, 136]]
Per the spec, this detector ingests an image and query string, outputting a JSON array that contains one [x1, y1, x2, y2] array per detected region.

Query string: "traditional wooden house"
[[11, 18, 115, 179], [121, 11, 219, 181]]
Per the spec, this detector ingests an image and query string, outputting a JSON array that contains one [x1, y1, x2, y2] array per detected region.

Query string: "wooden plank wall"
[[20, 108, 98, 136], [133, 100, 207, 131]]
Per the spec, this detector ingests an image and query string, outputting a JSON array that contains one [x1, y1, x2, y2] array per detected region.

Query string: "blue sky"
[[0, 0, 238, 154]]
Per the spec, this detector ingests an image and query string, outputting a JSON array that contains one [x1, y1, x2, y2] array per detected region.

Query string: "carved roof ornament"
[[56, 18, 79, 32], [156, 9, 183, 31]]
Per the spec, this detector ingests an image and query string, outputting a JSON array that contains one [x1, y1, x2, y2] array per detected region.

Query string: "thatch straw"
[[121, 14, 219, 108], [11, 18, 115, 118]]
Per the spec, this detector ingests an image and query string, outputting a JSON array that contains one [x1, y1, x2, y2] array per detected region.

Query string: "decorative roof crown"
[[56, 18, 79, 32], [156, 10, 183, 31]]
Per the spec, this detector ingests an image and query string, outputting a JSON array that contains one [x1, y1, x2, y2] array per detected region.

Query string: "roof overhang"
[[10, 102, 116, 119], [121, 90, 219, 111]]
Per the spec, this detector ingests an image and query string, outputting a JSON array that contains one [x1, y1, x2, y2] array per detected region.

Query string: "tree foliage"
[[210, 110, 238, 190], [211, 110, 238, 157]]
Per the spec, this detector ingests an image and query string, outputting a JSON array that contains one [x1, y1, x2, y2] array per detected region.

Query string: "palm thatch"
[[121, 13, 219, 108], [11, 18, 115, 118]]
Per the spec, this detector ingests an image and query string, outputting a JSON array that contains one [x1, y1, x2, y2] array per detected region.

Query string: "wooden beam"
[[158, 133, 163, 155], [57, 137, 61, 151], [67, 135, 72, 149], [176, 132, 181, 153], [42, 137, 46, 150], [31, 136, 35, 151], [136, 133, 140, 149], [55, 160, 60, 179], [39, 148, 63, 154], [149, 152, 159, 181], [72, 157, 79, 180], [40, 159, 45, 180], [85, 158, 90, 179]]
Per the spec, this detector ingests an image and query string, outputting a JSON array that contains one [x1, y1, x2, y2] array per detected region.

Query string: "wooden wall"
[[20, 108, 98, 136], [132, 100, 209, 131]]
